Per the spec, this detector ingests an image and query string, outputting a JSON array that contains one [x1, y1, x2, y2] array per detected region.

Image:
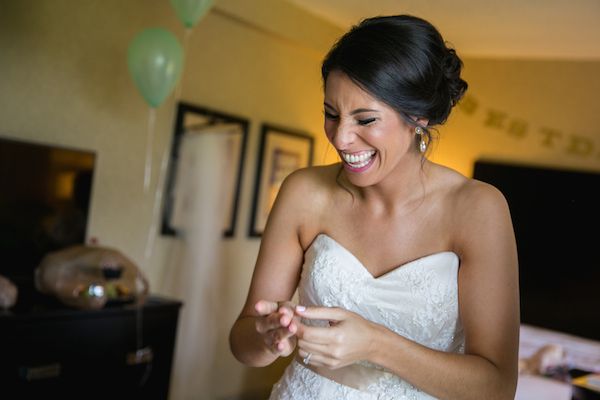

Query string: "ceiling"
[[288, 0, 600, 60]]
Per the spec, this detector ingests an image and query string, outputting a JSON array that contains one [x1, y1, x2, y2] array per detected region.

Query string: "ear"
[[408, 115, 429, 128], [415, 117, 429, 127]]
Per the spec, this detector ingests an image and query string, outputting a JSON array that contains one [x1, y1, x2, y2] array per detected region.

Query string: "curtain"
[[161, 124, 239, 400]]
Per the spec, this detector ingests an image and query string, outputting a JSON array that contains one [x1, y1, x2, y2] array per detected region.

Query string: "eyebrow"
[[324, 102, 380, 115]]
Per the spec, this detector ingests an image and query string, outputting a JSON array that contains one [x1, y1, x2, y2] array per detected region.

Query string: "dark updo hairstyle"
[[322, 15, 468, 152]]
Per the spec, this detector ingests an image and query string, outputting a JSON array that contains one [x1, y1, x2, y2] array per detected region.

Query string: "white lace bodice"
[[269, 234, 464, 400]]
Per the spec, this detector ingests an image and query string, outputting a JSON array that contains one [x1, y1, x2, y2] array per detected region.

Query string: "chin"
[[341, 166, 380, 188]]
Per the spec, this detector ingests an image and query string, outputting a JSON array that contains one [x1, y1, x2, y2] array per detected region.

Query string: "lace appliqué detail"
[[269, 361, 438, 400], [269, 361, 378, 400], [304, 241, 367, 311], [406, 265, 461, 351], [272, 234, 464, 400], [365, 372, 437, 400]]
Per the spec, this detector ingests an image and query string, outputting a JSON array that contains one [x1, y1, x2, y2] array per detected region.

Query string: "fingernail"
[[289, 323, 296, 333], [296, 305, 306, 312], [277, 342, 284, 351]]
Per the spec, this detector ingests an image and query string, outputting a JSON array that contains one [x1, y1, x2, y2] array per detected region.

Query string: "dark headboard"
[[473, 159, 600, 341]]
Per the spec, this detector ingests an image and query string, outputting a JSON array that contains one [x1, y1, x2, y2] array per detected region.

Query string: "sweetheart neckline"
[[311, 233, 459, 280]]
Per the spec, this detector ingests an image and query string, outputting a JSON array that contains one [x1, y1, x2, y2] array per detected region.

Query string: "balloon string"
[[143, 107, 157, 193], [174, 28, 192, 101], [144, 142, 170, 262], [142, 26, 192, 266]]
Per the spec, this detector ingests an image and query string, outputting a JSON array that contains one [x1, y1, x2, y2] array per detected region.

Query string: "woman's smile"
[[340, 150, 377, 172]]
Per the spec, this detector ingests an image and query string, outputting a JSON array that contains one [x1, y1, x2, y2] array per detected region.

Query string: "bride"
[[229, 14, 519, 399]]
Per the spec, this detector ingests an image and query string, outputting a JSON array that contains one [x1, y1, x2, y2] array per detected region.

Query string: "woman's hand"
[[295, 306, 378, 369], [254, 300, 300, 357]]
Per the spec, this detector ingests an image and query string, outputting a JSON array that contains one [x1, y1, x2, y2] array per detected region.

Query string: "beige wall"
[[435, 58, 600, 176], [1, 1, 599, 399], [0, 0, 340, 398]]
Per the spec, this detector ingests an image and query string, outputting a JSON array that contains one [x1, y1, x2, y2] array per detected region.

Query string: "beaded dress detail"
[[269, 234, 464, 400]]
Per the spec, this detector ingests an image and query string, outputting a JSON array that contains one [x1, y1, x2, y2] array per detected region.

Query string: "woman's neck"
[[352, 153, 431, 216]]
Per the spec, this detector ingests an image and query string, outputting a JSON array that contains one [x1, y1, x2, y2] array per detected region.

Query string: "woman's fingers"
[[253, 300, 301, 356], [255, 312, 284, 333], [255, 300, 297, 325], [255, 300, 278, 316], [294, 305, 352, 342], [297, 349, 333, 369], [295, 305, 346, 321], [297, 338, 330, 355], [271, 326, 298, 355], [277, 301, 297, 325], [279, 309, 293, 327], [275, 325, 296, 347], [255, 301, 297, 331], [295, 306, 376, 367], [295, 321, 338, 344]]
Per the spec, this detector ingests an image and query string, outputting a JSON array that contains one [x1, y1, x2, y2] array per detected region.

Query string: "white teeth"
[[341, 150, 376, 167]]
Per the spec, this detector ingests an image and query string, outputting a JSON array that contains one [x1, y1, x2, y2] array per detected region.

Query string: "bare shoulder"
[[440, 170, 515, 257], [452, 177, 511, 222], [280, 163, 338, 192], [277, 163, 340, 207], [432, 163, 502, 201], [428, 163, 513, 243], [272, 163, 341, 244]]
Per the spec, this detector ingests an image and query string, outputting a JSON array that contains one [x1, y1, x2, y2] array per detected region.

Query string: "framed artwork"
[[249, 124, 314, 237], [161, 101, 249, 238]]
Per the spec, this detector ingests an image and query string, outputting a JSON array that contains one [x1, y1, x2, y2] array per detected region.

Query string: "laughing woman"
[[229, 14, 519, 400]]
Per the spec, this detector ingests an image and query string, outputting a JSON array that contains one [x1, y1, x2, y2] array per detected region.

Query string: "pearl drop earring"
[[415, 126, 427, 153]]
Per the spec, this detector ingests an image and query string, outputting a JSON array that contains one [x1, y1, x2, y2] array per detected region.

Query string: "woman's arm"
[[295, 181, 520, 399], [229, 168, 323, 367]]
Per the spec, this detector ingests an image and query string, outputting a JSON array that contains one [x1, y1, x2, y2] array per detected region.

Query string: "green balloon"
[[127, 28, 183, 108], [170, 0, 214, 29]]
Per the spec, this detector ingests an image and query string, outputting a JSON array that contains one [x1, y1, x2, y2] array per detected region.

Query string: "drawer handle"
[[126, 346, 153, 365], [19, 363, 61, 381]]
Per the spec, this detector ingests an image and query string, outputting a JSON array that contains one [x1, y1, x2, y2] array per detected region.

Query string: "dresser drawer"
[[1, 296, 181, 399]]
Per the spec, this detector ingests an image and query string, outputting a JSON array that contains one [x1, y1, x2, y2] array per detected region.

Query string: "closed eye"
[[358, 118, 376, 126], [324, 111, 339, 120]]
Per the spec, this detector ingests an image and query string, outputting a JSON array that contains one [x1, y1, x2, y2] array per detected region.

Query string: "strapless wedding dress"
[[269, 234, 464, 400]]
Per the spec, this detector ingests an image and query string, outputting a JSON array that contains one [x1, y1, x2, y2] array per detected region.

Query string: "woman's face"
[[324, 70, 418, 187]]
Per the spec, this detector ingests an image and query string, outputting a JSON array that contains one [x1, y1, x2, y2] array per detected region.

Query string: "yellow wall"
[[0, 0, 340, 398], [1, 1, 599, 399], [434, 58, 600, 175]]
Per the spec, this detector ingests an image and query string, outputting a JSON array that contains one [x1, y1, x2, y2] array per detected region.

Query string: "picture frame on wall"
[[161, 101, 249, 238], [249, 123, 314, 237]]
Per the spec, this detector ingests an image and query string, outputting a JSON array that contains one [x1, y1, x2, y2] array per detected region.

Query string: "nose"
[[329, 120, 356, 150]]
